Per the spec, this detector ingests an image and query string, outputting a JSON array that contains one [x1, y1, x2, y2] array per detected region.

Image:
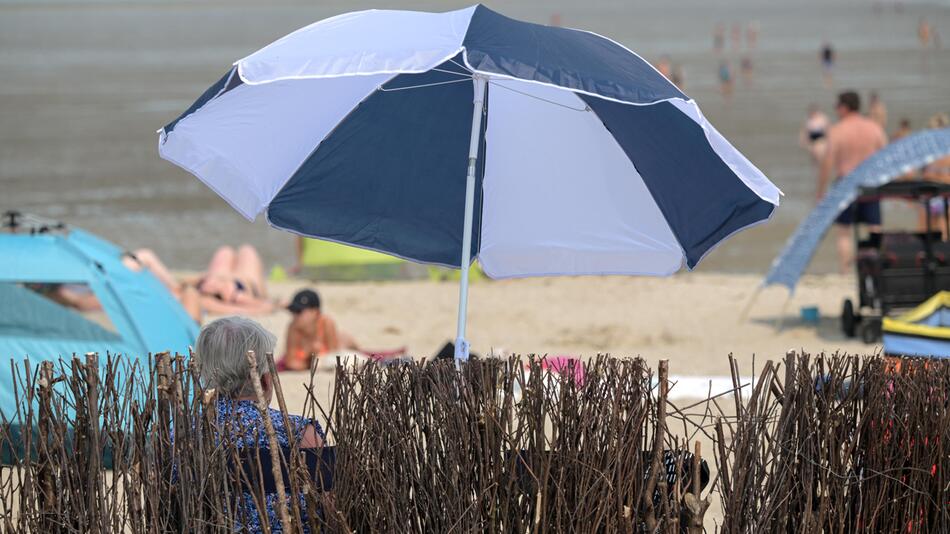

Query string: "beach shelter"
[[0, 217, 198, 417], [760, 128, 950, 295], [158, 5, 781, 358], [883, 291, 950, 358]]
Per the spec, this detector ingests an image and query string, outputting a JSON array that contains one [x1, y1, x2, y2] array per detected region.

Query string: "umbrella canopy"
[[0, 222, 198, 415], [763, 128, 950, 294], [159, 5, 780, 356]]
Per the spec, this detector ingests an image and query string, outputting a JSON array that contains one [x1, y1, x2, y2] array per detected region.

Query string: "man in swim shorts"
[[817, 91, 888, 273]]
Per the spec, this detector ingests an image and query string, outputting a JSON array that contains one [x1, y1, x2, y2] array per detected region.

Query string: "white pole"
[[454, 75, 488, 361]]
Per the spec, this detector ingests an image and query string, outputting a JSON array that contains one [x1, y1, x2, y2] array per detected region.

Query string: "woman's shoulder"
[[216, 399, 324, 447]]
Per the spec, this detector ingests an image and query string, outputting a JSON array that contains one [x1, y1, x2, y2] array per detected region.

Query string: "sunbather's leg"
[[234, 244, 267, 297], [206, 245, 236, 277], [127, 248, 180, 296], [179, 285, 202, 323]]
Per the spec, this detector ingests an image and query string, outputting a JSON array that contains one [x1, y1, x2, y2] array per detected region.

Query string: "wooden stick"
[[245, 350, 294, 533]]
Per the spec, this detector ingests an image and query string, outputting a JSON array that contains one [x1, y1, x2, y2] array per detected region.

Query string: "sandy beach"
[[250, 272, 868, 529], [251, 272, 870, 410]]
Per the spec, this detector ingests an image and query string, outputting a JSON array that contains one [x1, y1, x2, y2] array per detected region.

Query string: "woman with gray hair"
[[194, 316, 324, 532]]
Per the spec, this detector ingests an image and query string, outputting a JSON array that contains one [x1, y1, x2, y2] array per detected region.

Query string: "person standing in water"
[[867, 91, 888, 130], [820, 41, 836, 87], [818, 91, 888, 273], [713, 23, 725, 54], [718, 60, 733, 102], [799, 104, 831, 165], [892, 118, 912, 141]]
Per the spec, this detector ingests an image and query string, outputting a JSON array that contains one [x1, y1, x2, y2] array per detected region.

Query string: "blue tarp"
[[763, 128, 950, 293]]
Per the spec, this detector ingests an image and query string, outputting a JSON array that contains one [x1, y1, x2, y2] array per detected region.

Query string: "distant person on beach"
[[131, 245, 276, 317], [799, 104, 831, 164], [713, 23, 725, 53], [671, 64, 685, 90], [892, 118, 912, 141], [655, 55, 672, 80], [731, 22, 742, 50], [718, 60, 733, 102], [740, 56, 754, 86], [915, 113, 950, 236], [279, 289, 361, 370], [923, 113, 950, 184], [867, 91, 888, 130], [820, 42, 836, 87], [919, 17, 932, 48], [30, 251, 203, 322], [818, 91, 888, 273], [278, 289, 406, 370], [193, 316, 325, 532], [746, 21, 760, 49]]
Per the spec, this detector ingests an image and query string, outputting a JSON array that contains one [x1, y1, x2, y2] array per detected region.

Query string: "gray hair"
[[194, 316, 276, 398]]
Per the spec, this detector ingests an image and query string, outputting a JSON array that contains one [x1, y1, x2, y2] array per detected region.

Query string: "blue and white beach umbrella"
[[159, 5, 781, 358]]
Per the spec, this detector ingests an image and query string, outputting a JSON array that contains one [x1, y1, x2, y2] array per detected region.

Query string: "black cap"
[[287, 289, 321, 313]]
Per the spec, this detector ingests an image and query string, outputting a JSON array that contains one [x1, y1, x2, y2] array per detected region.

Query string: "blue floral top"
[[216, 399, 326, 533]]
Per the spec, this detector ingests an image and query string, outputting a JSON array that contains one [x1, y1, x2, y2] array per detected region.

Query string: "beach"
[[255, 272, 868, 410], [2, 0, 949, 275]]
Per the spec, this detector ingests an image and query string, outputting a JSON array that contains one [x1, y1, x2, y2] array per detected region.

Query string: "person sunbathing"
[[128, 245, 276, 317], [278, 289, 361, 371]]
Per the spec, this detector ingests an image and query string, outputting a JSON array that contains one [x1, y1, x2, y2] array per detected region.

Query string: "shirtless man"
[[279, 289, 360, 371], [818, 91, 888, 273]]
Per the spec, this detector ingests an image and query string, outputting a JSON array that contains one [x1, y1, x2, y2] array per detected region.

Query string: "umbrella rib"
[[488, 80, 591, 112], [378, 77, 473, 92]]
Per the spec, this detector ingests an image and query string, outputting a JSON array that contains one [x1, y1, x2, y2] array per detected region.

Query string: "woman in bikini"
[[128, 244, 276, 317], [799, 104, 830, 165]]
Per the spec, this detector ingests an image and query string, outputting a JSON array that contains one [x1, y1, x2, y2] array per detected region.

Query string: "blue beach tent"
[[0, 218, 198, 418]]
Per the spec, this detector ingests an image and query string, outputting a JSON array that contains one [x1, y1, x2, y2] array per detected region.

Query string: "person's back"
[[818, 90, 888, 274], [827, 113, 887, 178]]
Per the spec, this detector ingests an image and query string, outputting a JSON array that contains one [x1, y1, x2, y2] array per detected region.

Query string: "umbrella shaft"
[[455, 75, 488, 361]]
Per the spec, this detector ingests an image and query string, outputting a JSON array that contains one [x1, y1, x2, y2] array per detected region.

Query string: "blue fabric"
[[920, 307, 950, 327], [764, 128, 950, 293], [268, 54, 484, 268], [833, 199, 881, 225], [216, 399, 325, 534], [883, 333, 950, 358], [463, 5, 684, 105], [580, 97, 775, 268], [163, 67, 238, 135]]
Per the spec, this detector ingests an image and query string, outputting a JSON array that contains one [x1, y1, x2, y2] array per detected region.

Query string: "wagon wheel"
[[860, 319, 882, 344], [841, 299, 857, 338]]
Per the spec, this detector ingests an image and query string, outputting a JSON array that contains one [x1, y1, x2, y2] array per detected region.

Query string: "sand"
[[239, 272, 870, 410], [240, 272, 856, 528]]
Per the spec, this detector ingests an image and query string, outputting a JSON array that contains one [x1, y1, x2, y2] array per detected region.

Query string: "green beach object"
[[300, 238, 411, 281]]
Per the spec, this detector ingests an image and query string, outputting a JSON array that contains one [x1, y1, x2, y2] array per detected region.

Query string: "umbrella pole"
[[455, 75, 488, 361]]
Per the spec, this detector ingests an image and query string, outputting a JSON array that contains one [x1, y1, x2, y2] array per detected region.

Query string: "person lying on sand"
[[277, 289, 406, 371], [128, 245, 277, 318]]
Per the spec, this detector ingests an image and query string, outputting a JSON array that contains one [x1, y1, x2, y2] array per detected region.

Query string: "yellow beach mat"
[[882, 291, 950, 340], [302, 239, 403, 267], [300, 239, 411, 281]]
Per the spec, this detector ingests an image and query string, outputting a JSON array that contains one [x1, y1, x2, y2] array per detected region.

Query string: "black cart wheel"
[[860, 319, 882, 344], [841, 299, 857, 338]]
